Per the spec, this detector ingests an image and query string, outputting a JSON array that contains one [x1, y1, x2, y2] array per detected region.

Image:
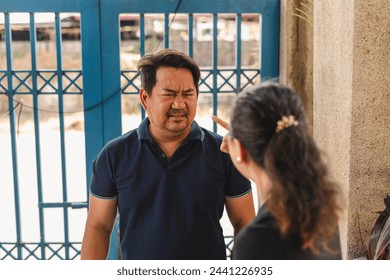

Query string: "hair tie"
[[275, 115, 299, 133]]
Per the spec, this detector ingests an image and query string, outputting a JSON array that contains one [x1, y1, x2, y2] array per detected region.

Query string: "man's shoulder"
[[198, 126, 223, 143], [104, 128, 139, 151], [197, 127, 229, 163]]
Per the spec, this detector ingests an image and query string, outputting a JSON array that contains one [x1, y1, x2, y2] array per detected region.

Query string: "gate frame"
[[0, 0, 103, 260], [0, 0, 280, 260]]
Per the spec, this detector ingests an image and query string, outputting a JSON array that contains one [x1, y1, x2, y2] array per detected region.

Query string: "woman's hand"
[[211, 115, 230, 154]]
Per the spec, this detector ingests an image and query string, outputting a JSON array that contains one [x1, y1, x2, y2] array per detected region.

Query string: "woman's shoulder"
[[232, 210, 285, 260]]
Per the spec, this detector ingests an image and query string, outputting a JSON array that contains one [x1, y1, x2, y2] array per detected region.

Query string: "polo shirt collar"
[[137, 117, 204, 142]]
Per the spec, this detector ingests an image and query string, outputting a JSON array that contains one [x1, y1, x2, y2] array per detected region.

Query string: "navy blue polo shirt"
[[90, 118, 251, 260]]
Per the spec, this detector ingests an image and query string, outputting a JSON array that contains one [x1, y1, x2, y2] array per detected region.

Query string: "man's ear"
[[140, 88, 148, 110]]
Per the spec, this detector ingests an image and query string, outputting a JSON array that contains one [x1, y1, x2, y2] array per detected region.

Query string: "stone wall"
[[313, 0, 390, 259], [280, 0, 313, 132]]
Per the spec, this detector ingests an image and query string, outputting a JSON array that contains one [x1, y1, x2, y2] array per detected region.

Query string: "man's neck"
[[148, 124, 191, 158]]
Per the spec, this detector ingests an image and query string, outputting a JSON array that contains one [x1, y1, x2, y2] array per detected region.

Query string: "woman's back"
[[232, 205, 341, 260]]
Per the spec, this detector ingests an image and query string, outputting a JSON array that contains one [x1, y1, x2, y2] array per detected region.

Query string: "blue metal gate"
[[0, 0, 279, 260]]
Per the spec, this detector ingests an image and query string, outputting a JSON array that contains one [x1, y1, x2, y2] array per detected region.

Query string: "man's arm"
[[225, 192, 255, 237], [81, 195, 118, 259]]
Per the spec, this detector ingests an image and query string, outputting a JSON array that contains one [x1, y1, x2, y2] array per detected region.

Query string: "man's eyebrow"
[[162, 88, 178, 93], [182, 88, 195, 93], [162, 88, 195, 94]]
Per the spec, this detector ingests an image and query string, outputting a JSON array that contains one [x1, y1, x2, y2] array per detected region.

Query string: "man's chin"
[[166, 122, 190, 133]]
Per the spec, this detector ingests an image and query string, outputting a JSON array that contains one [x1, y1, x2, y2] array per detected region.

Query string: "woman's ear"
[[232, 138, 248, 163], [140, 88, 148, 110], [237, 139, 248, 162]]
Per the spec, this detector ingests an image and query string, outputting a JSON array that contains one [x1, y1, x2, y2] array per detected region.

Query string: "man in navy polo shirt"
[[81, 49, 255, 260]]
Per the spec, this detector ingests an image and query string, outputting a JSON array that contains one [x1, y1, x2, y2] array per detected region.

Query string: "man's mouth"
[[167, 110, 187, 118]]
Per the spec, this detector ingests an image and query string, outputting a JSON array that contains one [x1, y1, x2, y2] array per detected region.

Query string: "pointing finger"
[[211, 115, 230, 131]]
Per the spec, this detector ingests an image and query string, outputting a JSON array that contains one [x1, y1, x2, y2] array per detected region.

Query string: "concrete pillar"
[[313, 0, 390, 259], [280, 0, 313, 132]]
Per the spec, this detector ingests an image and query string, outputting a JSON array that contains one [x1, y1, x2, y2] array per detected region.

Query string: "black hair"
[[137, 49, 200, 95], [230, 82, 340, 253]]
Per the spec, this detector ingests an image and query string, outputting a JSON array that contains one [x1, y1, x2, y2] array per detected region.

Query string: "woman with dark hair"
[[213, 82, 342, 259]]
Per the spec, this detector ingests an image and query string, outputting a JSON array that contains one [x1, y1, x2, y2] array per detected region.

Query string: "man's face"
[[140, 66, 198, 137]]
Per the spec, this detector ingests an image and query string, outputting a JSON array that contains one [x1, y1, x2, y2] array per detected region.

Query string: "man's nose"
[[172, 94, 185, 109]]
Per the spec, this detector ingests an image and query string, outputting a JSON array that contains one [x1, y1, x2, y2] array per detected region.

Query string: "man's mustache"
[[167, 109, 188, 117]]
